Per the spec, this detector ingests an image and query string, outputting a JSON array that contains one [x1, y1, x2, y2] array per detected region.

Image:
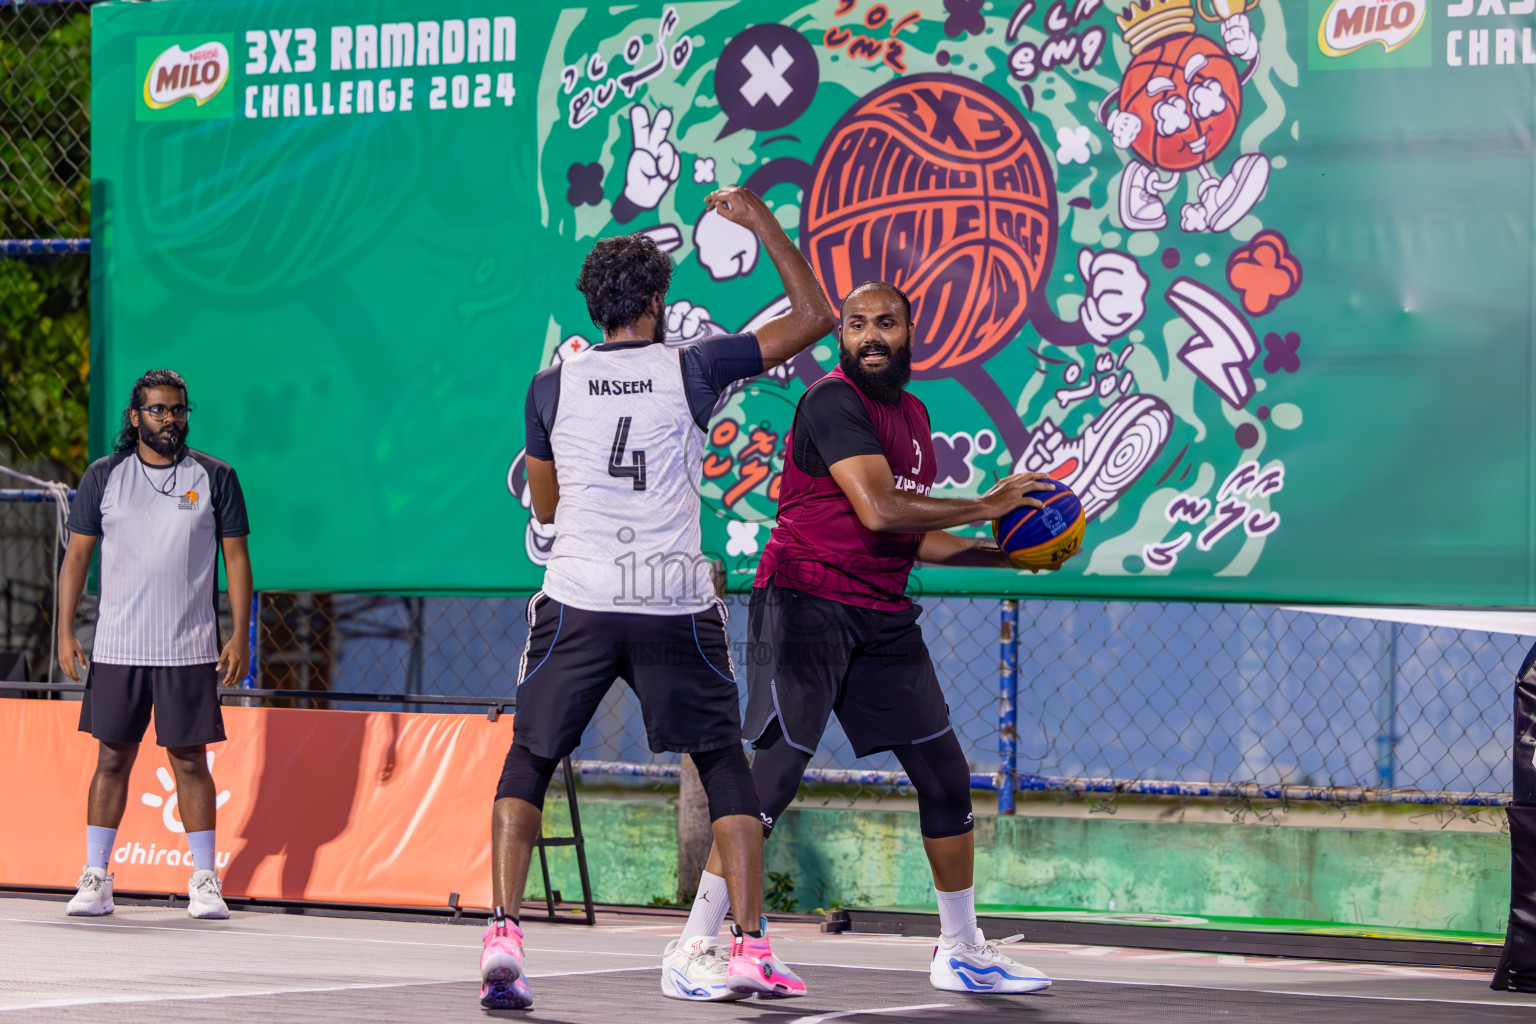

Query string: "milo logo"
[[1318, 0, 1427, 56], [1309, 0, 1431, 71], [137, 37, 235, 120]]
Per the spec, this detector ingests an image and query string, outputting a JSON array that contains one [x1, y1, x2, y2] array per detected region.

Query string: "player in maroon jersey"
[[673, 281, 1071, 994]]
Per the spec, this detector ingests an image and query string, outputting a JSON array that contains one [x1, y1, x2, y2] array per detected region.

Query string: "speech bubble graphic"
[[714, 25, 818, 140]]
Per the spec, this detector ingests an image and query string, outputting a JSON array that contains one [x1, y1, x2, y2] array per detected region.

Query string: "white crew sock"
[[186, 830, 216, 873], [85, 826, 117, 871], [936, 886, 977, 945], [680, 870, 732, 944]]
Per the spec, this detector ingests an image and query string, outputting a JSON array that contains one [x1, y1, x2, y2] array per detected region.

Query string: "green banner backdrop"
[[90, 0, 1536, 605]]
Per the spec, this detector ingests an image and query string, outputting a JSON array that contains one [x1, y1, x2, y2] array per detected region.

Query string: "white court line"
[[0, 967, 655, 1014], [1, 916, 472, 949], [1042, 974, 1536, 1010], [0, 977, 471, 1014], [791, 1004, 950, 1024], [1, 916, 657, 958]]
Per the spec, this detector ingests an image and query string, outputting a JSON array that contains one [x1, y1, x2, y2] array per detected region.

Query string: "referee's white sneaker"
[[187, 869, 229, 919], [661, 936, 749, 1001], [66, 867, 114, 916], [930, 930, 1051, 994]]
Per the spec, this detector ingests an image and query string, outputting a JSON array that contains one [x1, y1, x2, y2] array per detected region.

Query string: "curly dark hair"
[[114, 369, 188, 452], [576, 233, 674, 333], [840, 281, 912, 321]]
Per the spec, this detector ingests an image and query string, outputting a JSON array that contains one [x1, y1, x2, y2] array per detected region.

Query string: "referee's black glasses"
[[137, 404, 192, 421]]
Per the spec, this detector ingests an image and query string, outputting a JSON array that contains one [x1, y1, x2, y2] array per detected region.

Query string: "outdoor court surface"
[[3, 895, 1534, 1023]]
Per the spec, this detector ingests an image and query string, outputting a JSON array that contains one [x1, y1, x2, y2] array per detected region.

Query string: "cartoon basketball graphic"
[[1100, 0, 1270, 234], [800, 73, 1173, 523], [802, 74, 1056, 376], [1118, 32, 1242, 173]]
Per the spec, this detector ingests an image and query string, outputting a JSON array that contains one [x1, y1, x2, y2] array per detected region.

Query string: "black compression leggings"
[[751, 719, 974, 839], [497, 742, 759, 821]]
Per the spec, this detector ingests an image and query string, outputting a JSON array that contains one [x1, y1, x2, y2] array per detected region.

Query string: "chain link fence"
[[223, 588, 1520, 805], [2, 496, 1518, 807], [1, 0, 92, 477]]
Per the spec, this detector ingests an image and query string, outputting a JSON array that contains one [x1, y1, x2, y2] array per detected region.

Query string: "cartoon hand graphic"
[[1221, 13, 1258, 62], [1106, 109, 1143, 151], [611, 106, 680, 223], [664, 300, 726, 344], [692, 206, 760, 282], [1078, 248, 1148, 343]]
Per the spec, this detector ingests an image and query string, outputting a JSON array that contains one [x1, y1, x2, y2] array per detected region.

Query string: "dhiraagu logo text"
[[137, 36, 235, 120], [1309, 0, 1430, 70]]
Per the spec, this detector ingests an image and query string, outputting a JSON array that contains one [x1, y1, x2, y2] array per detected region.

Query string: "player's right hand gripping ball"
[[993, 479, 1087, 571]]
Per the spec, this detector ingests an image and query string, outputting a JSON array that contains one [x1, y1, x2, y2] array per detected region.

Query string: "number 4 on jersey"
[[609, 417, 646, 491]]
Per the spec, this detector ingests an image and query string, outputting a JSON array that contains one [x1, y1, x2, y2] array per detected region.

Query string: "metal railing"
[[5, 488, 1523, 811]]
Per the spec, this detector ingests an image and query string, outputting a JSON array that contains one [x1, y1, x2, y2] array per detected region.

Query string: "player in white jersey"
[[478, 186, 836, 1010]]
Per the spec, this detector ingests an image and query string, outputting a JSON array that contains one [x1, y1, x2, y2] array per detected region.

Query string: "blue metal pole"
[[1376, 619, 1398, 788], [999, 599, 1019, 815], [241, 591, 259, 689]]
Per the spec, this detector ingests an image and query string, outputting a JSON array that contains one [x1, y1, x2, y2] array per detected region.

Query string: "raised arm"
[[829, 455, 1055, 534], [703, 185, 835, 369]]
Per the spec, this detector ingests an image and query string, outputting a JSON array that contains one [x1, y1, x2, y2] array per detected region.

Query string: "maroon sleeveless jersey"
[[753, 366, 936, 611]]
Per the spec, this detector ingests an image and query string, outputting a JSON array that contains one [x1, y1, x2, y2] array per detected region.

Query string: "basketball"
[[993, 479, 1086, 570], [1118, 32, 1241, 173], [801, 73, 1057, 378]]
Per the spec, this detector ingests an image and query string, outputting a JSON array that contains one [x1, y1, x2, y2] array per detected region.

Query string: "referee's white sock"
[[85, 826, 116, 871], [186, 830, 216, 873], [680, 870, 731, 944], [936, 886, 977, 945]]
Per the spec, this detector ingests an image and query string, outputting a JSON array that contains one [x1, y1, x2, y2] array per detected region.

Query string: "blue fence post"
[[999, 599, 1019, 815], [1376, 619, 1398, 788], [241, 590, 259, 690]]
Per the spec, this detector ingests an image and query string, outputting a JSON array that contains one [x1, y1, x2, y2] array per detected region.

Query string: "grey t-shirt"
[[67, 448, 249, 666]]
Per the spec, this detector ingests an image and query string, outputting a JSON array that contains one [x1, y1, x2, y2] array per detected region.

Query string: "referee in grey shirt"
[[55, 369, 253, 920]]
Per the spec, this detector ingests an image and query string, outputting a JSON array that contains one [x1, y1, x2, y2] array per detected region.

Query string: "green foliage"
[[0, 7, 90, 238], [0, 5, 91, 479], [764, 871, 798, 914]]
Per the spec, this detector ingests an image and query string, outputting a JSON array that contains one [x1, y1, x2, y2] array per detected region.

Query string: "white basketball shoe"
[[187, 869, 229, 919], [66, 867, 114, 916], [930, 929, 1052, 994], [661, 935, 748, 1001]]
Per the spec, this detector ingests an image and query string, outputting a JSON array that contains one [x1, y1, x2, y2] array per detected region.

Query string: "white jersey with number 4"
[[523, 334, 762, 615]]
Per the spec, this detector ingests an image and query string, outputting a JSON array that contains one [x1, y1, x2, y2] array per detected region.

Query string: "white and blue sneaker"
[[930, 930, 1051, 994], [661, 936, 749, 1001]]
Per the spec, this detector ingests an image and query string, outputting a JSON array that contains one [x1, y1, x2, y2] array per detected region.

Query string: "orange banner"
[[0, 698, 510, 907]]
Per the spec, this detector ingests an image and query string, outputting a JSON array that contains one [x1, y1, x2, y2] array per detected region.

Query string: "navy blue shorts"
[[511, 593, 743, 759], [741, 585, 951, 759], [79, 662, 226, 748]]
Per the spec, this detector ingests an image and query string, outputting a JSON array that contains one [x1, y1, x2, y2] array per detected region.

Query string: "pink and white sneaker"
[[727, 919, 806, 999], [480, 910, 533, 1010]]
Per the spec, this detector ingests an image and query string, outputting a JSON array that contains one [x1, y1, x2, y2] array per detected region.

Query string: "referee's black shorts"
[[741, 585, 952, 759], [78, 662, 226, 748], [510, 592, 744, 760]]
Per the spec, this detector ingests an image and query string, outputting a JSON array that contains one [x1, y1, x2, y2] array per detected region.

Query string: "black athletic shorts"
[[511, 592, 744, 760], [741, 585, 952, 759], [78, 662, 226, 748]]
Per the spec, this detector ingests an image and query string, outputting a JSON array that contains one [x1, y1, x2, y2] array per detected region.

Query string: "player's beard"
[[840, 341, 913, 405], [139, 419, 187, 458]]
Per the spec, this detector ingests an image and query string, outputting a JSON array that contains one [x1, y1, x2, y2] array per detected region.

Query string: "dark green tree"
[[0, 4, 91, 482]]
